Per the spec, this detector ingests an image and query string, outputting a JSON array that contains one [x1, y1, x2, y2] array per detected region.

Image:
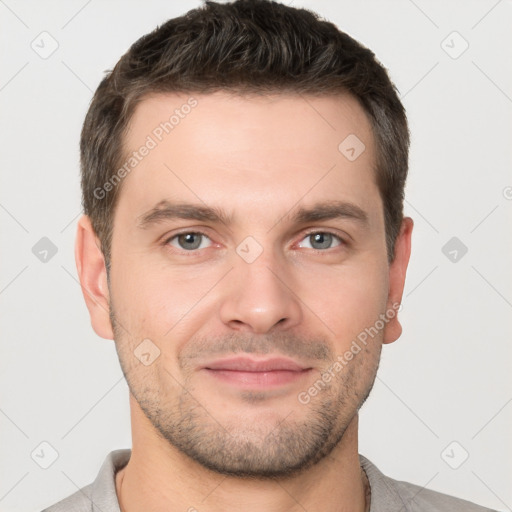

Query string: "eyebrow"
[[136, 200, 232, 229], [136, 199, 369, 230], [292, 201, 368, 226]]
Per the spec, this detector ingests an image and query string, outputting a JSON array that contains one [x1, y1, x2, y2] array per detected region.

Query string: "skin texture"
[[75, 92, 413, 512]]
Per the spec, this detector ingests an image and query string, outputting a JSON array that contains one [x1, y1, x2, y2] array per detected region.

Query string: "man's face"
[[98, 92, 407, 478]]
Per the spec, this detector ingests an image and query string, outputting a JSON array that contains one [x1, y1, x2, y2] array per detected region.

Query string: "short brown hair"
[[80, 0, 409, 269]]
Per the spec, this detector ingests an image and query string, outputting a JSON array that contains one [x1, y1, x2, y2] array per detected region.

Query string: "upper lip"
[[202, 356, 310, 372]]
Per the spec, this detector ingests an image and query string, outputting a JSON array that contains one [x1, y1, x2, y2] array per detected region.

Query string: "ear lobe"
[[383, 217, 413, 344], [75, 215, 114, 340]]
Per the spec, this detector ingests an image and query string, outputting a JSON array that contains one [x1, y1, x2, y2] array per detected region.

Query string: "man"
[[43, 1, 496, 510]]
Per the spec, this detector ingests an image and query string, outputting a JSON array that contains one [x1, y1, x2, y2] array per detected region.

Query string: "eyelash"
[[162, 229, 347, 253]]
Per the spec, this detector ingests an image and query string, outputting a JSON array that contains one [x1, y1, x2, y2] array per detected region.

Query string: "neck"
[[116, 396, 367, 512]]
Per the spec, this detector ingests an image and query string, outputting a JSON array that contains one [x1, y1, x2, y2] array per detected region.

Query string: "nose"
[[219, 253, 303, 334]]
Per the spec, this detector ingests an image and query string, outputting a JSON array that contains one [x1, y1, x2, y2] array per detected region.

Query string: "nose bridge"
[[219, 243, 303, 333]]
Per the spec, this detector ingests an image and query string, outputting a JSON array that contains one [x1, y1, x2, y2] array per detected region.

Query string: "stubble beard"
[[110, 308, 381, 480]]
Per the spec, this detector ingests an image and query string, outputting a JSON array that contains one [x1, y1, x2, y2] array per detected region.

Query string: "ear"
[[383, 217, 413, 344], [75, 215, 114, 340]]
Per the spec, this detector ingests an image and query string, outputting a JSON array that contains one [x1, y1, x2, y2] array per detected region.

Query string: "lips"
[[200, 356, 312, 389], [203, 357, 308, 372]]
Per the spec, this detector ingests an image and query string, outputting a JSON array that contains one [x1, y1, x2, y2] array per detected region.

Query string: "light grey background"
[[1, 1, 511, 510]]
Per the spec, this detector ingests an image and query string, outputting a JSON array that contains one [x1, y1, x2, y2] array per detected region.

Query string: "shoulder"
[[359, 454, 497, 512], [41, 484, 93, 512], [40, 449, 130, 512], [391, 478, 496, 511]]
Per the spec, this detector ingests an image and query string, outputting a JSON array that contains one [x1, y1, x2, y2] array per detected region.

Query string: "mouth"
[[200, 356, 313, 388]]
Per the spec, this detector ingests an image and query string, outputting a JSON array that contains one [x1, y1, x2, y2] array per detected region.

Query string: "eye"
[[298, 232, 343, 250], [167, 232, 212, 251]]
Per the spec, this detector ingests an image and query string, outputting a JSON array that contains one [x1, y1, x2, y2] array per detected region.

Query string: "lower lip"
[[203, 368, 312, 388]]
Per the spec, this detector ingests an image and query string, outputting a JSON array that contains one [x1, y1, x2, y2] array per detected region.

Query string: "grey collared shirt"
[[41, 449, 497, 511]]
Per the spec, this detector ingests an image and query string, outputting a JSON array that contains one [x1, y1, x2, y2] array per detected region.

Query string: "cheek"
[[300, 259, 389, 344], [109, 257, 167, 338], [110, 255, 223, 341]]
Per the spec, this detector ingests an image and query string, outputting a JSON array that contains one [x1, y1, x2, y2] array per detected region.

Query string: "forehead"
[[117, 91, 380, 226]]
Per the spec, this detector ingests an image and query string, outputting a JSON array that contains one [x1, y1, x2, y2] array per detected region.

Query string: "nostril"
[[228, 319, 246, 329]]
